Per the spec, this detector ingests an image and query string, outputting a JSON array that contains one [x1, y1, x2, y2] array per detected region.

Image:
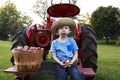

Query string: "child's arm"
[[69, 50, 78, 65], [52, 53, 65, 67]]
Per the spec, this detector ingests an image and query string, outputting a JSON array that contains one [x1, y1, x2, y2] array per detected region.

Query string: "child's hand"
[[68, 61, 73, 67], [63, 59, 72, 68], [59, 61, 66, 68]]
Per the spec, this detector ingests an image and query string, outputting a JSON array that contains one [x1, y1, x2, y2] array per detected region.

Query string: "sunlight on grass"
[[98, 45, 120, 62], [95, 40, 120, 80]]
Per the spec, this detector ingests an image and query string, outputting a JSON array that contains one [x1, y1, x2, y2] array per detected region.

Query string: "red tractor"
[[11, 1, 98, 80]]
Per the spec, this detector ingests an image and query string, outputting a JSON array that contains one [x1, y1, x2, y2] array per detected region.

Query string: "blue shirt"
[[50, 38, 79, 61]]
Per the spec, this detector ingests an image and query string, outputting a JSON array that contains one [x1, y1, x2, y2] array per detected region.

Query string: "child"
[[50, 18, 85, 80]]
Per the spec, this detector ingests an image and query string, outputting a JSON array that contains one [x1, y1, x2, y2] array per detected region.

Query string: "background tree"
[[0, 1, 33, 40], [20, 13, 33, 26], [33, 0, 47, 22], [91, 6, 120, 43], [116, 10, 120, 34], [81, 12, 91, 24], [72, 0, 77, 4]]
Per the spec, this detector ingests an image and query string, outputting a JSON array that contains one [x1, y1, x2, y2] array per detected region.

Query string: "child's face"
[[58, 26, 70, 35]]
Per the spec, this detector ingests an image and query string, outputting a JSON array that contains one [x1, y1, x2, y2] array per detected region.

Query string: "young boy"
[[50, 18, 85, 80]]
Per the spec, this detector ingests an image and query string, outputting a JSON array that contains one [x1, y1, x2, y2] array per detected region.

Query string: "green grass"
[[0, 40, 120, 80], [0, 40, 15, 80], [95, 40, 120, 80]]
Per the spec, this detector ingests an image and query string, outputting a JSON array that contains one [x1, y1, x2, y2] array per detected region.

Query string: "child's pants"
[[54, 62, 85, 80]]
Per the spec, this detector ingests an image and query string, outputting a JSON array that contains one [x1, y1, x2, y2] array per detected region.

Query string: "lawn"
[[95, 40, 120, 80], [0, 40, 120, 80]]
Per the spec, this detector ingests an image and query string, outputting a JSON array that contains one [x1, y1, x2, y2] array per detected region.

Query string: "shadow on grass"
[[97, 40, 116, 45]]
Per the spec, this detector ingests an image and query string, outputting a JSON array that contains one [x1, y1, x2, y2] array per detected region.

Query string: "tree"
[[72, 0, 78, 4], [81, 12, 91, 24], [0, 1, 33, 40], [116, 10, 120, 35], [20, 13, 33, 26], [32, 0, 47, 22], [0, 1, 20, 40], [91, 6, 120, 43]]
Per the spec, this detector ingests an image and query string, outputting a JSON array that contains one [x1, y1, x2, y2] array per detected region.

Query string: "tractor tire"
[[10, 27, 28, 65], [81, 25, 98, 80]]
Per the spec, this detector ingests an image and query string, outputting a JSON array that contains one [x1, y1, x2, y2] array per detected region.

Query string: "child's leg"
[[68, 62, 85, 80], [54, 63, 68, 80]]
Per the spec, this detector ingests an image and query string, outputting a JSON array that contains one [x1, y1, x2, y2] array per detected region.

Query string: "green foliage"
[[91, 6, 120, 40], [0, 1, 33, 40], [0, 1, 21, 40]]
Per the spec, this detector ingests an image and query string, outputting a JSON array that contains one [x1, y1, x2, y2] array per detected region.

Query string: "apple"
[[17, 46, 23, 51]]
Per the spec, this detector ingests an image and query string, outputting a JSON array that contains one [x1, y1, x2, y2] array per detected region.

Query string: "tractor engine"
[[26, 24, 51, 47], [26, 24, 51, 60]]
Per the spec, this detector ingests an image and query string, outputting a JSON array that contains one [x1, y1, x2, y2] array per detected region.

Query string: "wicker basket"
[[12, 48, 44, 72]]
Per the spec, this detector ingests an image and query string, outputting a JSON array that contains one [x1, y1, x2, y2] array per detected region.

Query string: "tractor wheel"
[[81, 25, 98, 80]]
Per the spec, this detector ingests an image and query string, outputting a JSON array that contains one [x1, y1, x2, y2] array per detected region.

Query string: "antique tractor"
[[11, 1, 98, 80]]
